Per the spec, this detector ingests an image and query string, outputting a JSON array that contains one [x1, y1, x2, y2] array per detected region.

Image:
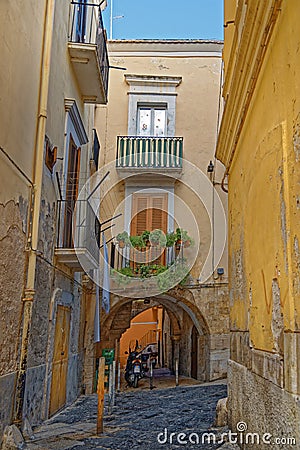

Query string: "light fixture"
[[207, 160, 214, 173]]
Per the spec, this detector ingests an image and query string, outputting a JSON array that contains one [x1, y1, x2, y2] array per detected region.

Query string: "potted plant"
[[150, 263, 167, 275], [116, 231, 130, 248], [141, 230, 151, 246], [130, 235, 145, 249], [166, 231, 177, 247], [118, 266, 134, 277], [149, 229, 166, 247], [175, 228, 183, 249], [175, 228, 194, 248]]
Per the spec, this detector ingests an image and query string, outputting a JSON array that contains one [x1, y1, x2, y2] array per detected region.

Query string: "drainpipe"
[[14, 0, 56, 424]]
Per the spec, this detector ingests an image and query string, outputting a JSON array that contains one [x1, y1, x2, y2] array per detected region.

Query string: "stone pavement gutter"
[[23, 380, 239, 450]]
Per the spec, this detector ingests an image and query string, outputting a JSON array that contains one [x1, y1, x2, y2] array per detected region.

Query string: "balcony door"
[[131, 193, 168, 265], [137, 105, 166, 137], [63, 137, 81, 248]]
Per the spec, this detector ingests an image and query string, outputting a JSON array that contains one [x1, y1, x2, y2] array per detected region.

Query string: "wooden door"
[[191, 326, 198, 379], [49, 306, 71, 416], [64, 137, 81, 247], [131, 193, 168, 265]]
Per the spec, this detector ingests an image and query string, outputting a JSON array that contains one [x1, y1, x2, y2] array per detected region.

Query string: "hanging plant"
[[141, 230, 151, 246], [130, 235, 146, 249], [175, 228, 194, 248], [149, 229, 167, 247], [116, 231, 130, 248], [166, 231, 177, 247]]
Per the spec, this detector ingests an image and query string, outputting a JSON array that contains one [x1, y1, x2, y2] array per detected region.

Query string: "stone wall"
[[0, 198, 28, 440], [228, 359, 300, 450], [100, 284, 230, 383]]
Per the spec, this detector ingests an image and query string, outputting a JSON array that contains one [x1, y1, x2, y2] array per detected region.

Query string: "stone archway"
[[98, 287, 214, 382]]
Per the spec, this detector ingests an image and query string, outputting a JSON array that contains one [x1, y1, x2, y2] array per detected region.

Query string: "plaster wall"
[[95, 41, 228, 282], [218, 0, 300, 440]]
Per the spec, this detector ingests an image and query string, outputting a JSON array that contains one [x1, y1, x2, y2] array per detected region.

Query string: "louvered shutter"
[[150, 196, 167, 233], [131, 195, 148, 236], [131, 193, 168, 266], [131, 194, 168, 234]]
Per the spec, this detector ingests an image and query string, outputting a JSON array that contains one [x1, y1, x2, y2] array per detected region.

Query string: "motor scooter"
[[124, 350, 142, 388]]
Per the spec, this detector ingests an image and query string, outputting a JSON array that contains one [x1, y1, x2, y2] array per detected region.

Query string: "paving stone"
[[26, 382, 228, 449]]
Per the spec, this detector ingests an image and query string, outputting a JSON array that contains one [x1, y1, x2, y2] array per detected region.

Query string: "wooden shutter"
[[131, 195, 148, 236], [131, 193, 168, 234], [150, 196, 167, 232], [131, 193, 168, 266]]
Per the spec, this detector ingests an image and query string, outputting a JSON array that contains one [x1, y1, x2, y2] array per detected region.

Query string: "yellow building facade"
[[217, 0, 300, 444]]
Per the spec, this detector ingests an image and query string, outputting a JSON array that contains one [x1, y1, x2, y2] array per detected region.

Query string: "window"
[[64, 137, 81, 247], [137, 105, 166, 137], [125, 75, 182, 137], [131, 193, 168, 265], [130, 193, 168, 235]]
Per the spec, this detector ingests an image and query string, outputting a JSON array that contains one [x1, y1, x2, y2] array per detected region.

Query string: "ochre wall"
[[119, 307, 159, 368], [227, 2, 300, 350]]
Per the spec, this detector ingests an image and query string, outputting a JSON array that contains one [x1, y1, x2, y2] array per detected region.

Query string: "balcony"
[[108, 229, 193, 295], [116, 136, 183, 178], [55, 200, 100, 271], [68, 1, 109, 104]]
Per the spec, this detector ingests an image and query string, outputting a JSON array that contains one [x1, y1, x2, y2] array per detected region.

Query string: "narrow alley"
[[1, 0, 300, 449], [24, 380, 228, 450]]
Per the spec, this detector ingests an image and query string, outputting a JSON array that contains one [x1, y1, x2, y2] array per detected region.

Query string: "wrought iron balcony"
[[116, 136, 183, 176], [55, 200, 100, 270], [68, 1, 109, 103]]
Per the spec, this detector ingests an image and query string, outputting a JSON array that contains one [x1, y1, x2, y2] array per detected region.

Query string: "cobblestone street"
[[25, 380, 233, 450]]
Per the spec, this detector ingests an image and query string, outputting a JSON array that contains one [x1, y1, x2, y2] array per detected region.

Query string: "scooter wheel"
[[133, 376, 138, 388]]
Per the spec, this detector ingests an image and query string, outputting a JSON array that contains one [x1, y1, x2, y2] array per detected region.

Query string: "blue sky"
[[102, 0, 224, 40]]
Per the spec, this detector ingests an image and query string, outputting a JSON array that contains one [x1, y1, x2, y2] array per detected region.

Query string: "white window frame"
[[125, 75, 182, 137]]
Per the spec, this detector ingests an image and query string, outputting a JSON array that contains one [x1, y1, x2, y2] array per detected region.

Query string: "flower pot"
[[118, 240, 125, 249], [184, 240, 191, 248], [176, 239, 182, 250]]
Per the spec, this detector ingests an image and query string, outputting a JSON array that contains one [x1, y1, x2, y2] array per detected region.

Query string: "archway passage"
[[97, 291, 215, 388]]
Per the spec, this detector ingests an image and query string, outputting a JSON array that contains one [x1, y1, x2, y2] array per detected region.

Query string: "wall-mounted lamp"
[[217, 267, 224, 276], [207, 160, 214, 173], [207, 160, 214, 181]]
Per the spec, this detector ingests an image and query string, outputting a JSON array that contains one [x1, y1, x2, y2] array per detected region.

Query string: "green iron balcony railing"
[[116, 136, 183, 169]]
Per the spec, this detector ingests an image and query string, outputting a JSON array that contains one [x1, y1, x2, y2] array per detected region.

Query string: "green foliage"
[[166, 232, 177, 247], [130, 235, 146, 248], [157, 261, 190, 292], [175, 228, 194, 246], [116, 231, 130, 246], [141, 230, 150, 242], [118, 267, 134, 277], [149, 229, 167, 247], [137, 264, 151, 278], [110, 268, 133, 286]]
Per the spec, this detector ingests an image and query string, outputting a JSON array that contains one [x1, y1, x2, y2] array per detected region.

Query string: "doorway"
[[191, 326, 198, 379], [49, 305, 71, 416]]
